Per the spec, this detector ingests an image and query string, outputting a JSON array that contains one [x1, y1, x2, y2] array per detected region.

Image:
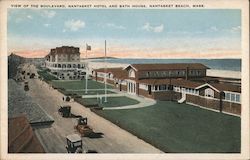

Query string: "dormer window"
[[109, 73, 113, 78], [205, 88, 214, 98], [129, 69, 135, 78]]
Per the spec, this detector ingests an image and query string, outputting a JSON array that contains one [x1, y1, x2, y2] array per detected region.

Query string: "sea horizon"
[[91, 58, 241, 72]]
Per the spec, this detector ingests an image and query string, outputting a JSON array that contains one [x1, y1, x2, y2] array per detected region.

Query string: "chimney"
[[186, 67, 189, 80]]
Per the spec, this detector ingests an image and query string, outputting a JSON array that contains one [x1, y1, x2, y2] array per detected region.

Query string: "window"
[[205, 88, 214, 98], [191, 89, 194, 94], [159, 85, 167, 91], [197, 70, 201, 76], [129, 69, 135, 78], [152, 72, 157, 77], [225, 92, 240, 103], [231, 94, 236, 101], [154, 85, 158, 91], [155, 71, 160, 77], [74, 141, 81, 147], [169, 71, 172, 76], [181, 71, 185, 76], [161, 71, 166, 77], [225, 93, 230, 100], [165, 71, 169, 76], [236, 94, 240, 102]]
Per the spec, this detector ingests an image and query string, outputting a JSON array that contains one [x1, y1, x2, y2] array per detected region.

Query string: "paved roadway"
[[24, 64, 162, 153]]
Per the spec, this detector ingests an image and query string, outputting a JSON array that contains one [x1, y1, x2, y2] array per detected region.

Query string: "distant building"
[[45, 46, 85, 80], [8, 53, 25, 79], [93, 63, 241, 116]]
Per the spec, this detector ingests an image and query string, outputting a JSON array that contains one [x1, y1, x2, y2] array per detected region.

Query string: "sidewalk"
[[80, 88, 156, 110], [24, 63, 162, 153]]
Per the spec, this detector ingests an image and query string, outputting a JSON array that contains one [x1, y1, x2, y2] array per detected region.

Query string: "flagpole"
[[104, 40, 107, 102], [85, 43, 88, 94]]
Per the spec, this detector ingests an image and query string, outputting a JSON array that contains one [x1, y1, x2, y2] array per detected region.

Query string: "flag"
[[86, 44, 91, 51]]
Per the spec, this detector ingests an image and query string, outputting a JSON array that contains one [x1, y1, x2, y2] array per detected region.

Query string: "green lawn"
[[37, 69, 58, 82], [42, 75, 240, 153], [93, 101, 240, 153], [51, 80, 113, 90], [75, 96, 140, 108], [58, 90, 115, 96]]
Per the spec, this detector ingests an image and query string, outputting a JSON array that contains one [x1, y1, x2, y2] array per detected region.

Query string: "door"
[[127, 81, 136, 94], [148, 85, 152, 95], [181, 88, 186, 97]]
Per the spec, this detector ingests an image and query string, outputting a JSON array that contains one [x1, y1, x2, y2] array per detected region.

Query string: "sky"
[[7, 9, 241, 58]]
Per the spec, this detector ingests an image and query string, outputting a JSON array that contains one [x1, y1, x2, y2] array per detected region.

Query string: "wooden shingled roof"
[[46, 46, 80, 56], [209, 83, 241, 93], [126, 63, 209, 71], [94, 67, 128, 80]]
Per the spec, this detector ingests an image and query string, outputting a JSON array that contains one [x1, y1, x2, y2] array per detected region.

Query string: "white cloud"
[[15, 15, 32, 23], [153, 24, 164, 33], [141, 22, 164, 33], [142, 23, 151, 31], [105, 23, 126, 30], [230, 26, 241, 33], [64, 19, 85, 31], [44, 23, 51, 27], [210, 26, 218, 31], [217, 26, 241, 34], [41, 10, 56, 18], [27, 15, 33, 19]]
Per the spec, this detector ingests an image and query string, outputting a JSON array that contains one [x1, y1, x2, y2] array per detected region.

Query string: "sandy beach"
[[206, 69, 241, 79]]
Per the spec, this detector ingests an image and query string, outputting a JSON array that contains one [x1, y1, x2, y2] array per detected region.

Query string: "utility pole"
[[104, 40, 107, 102], [85, 43, 88, 94]]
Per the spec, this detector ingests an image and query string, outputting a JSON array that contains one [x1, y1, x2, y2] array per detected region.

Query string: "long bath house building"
[[92, 63, 241, 115]]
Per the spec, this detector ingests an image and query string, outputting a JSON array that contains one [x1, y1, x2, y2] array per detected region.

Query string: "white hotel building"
[[45, 46, 86, 80]]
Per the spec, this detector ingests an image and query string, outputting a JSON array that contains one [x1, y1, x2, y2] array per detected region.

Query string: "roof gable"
[[94, 67, 128, 80], [195, 83, 220, 92], [195, 83, 241, 93], [123, 64, 138, 71]]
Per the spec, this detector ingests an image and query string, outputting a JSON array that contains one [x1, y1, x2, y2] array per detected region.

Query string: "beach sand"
[[206, 69, 241, 79]]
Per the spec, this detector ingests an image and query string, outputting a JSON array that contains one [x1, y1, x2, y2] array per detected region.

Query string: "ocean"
[[93, 58, 241, 71]]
